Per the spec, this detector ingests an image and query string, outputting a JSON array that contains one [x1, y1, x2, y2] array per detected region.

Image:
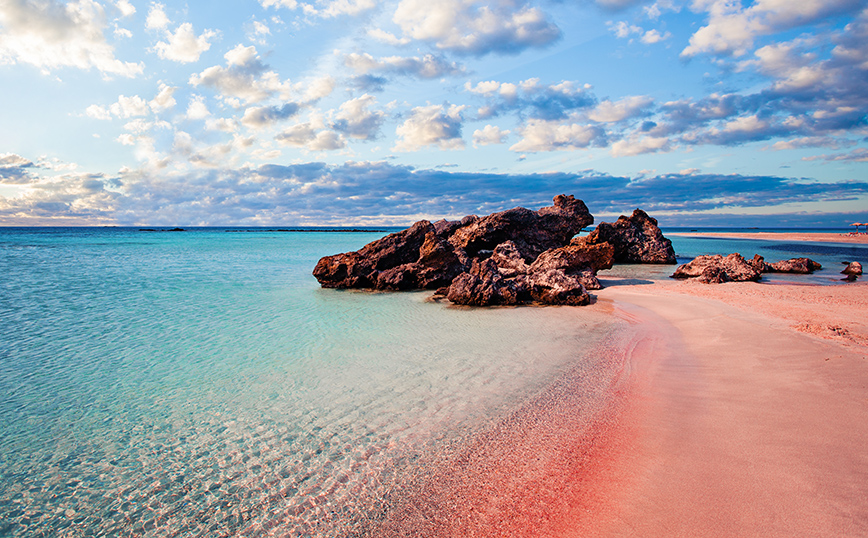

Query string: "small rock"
[[671, 253, 761, 283]]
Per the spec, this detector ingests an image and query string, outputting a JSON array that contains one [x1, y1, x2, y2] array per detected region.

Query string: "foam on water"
[[0, 228, 620, 537]]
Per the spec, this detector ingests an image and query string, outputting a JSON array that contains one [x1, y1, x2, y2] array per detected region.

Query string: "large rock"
[[529, 240, 614, 290], [584, 209, 676, 264], [671, 253, 762, 283], [446, 258, 522, 306], [766, 257, 822, 274], [447, 194, 593, 261]]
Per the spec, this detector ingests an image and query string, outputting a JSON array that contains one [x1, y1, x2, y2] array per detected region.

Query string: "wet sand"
[[670, 231, 868, 245], [589, 278, 868, 536]]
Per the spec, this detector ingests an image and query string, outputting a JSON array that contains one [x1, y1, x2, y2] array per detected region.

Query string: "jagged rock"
[[313, 220, 434, 288], [489, 241, 529, 277], [529, 241, 615, 290], [447, 194, 593, 261], [766, 257, 822, 274], [446, 258, 522, 306], [414, 232, 463, 289], [584, 209, 676, 264], [750, 254, 770, 273], [522, 269, 590, 306], [842, 261, 863, 276], [671, 253, 762, 283]]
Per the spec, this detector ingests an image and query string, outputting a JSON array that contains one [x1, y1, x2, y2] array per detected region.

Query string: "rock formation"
[[673, 254, 823, 283], [671, 253, 762, 283], [313, 195, 677, 305], [583, 209, 677, 264], [842, 261, 863, 281]]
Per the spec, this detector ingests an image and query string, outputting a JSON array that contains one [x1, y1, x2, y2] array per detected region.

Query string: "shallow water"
[[0, 228, 620, 537]]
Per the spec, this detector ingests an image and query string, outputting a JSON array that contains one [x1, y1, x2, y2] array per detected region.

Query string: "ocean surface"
[[1, 226, 864, 537]]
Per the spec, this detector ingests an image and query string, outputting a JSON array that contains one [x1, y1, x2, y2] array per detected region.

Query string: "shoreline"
[[584, 278, 868, 536], [669, 231, 868, 245]]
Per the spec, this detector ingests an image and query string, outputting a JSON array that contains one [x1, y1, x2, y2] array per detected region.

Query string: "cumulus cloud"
[[394, 104, 466, 151], [332, 94, 385, 140], [0, 153, 38, 184], [241, 103, 301, 128], [610, 135, 671, 157], [190, 44, 293, 104], [186, 95, 210, 119], [150, 83, 178, 111], [509, 119, 607, 152], [152, 22, 216, 63], [465, 78, 595, 120], [115, 0, 135, 17], [472, 125, 510, 146], [682, 0, 863, 58], [392, 0, 561, 56], [344, 53, 466, 79], [275, 122, 346, 151], [146, 2, 170, 29], [588, 95, 653, 122], [802, 147, 868, 162], [0, 0, 143, 77]]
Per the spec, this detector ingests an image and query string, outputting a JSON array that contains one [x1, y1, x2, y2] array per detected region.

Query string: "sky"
[[0, 0, 867, 226]]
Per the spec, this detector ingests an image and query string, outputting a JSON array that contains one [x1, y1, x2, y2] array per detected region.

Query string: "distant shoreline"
[[669, 231, 868, 245]]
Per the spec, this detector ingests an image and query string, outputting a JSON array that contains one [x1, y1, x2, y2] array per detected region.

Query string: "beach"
[[670, 231, 868, 245], [570, 226, 868, 537]]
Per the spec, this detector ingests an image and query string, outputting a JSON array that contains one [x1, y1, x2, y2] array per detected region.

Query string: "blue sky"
[[0, 0, 866, 226]]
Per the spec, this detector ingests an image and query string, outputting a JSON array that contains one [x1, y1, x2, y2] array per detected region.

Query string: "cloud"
[[146, 2, 170, 29], [465, 78, 596, 120], [509, 119, 607, 152], [473, 125, 510, 146], [344, 52, 466, 79], [258, 0, 376, 18], [802, 147, 868, 162], [5, 157, 867, 225], [275, 122, 346, 151], [394, 104, 466, 151], [241, 103, 301, 128], [331, 94, 385, 140], [682, 0, 863, 58], [152, 22, 216, 63], [640, 29, 671, 44], [610, 135, 671, 156], [0, 0, 143, 77], [392, 0, 561, 56], [0, 153, 38, 184], [190, 45, 293, 104], [150, 83, 178, 111], [186, 95, 210, 120], [115, 0, 135, 17], [588, 95, 653, 123], [770, 136, 856, 150]]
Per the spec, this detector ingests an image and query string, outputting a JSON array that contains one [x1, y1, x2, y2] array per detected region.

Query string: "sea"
[[1, 226, 865, 537]]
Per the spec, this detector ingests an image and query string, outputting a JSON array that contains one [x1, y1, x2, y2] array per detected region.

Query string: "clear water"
[[0, 228, 621, 537], [2, 227, 862, 537]]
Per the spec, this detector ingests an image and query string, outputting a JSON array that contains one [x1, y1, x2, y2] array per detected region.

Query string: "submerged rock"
[[583, 209, 676, 264], [671, 253, 762, 283], [842, 261, 863, 276]]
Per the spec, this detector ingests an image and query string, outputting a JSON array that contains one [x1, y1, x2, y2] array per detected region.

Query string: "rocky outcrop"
[[842, 261, 863, 276], [766, 257, 822, 274], [671, 253, 762, 283], [313, 195, 676, 305], [583, 209, 676, 264]]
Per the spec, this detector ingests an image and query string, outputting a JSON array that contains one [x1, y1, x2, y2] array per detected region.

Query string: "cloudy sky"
[[1, 0, 866, 226]]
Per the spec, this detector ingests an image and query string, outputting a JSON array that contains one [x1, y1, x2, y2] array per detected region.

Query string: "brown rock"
[[671, 253, 762, 283], [446, 258, 521, 306], [766, 257, 822, 274], [529, 241, 615, 290], [522, 269, 590, 306], [585, 209, 676, 264], [842, 261, 863, 276]]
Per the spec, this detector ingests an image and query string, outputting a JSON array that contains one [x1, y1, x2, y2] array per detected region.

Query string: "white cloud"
[[146, 2, 170, 30], [509, 119, 606, 152], [394, 104, 466, 151], [86, 105, 112, 120], [0, 0, 143, 77], [588, 95, 653, 123], [115, 0, 135, 17], [368, 28, 411, 46], [186, 95, 211, 119], [332, 94, 385, 140], [190, 45, 293, 104], [345, 52, 466, 79], [610, 135, 671, 156], [392, 0, 561, 56], [472, 124, 510, 146], [275, 122, 346, 151], [608, 20, 642, 38], [110, 95, 150, 118], [153, 23, 216, 63], [641, 29, 671, 44], [150, 83, 178, 111], [682, 0, 862, 57]]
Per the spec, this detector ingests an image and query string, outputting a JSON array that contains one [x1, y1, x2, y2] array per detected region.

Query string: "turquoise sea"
[[1, 227, 865, 536]]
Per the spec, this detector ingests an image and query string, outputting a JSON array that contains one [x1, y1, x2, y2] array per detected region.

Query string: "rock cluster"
[[672, 253, 822, 284], [842, 261, 863, 281], [313, 195, 675, 305]]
